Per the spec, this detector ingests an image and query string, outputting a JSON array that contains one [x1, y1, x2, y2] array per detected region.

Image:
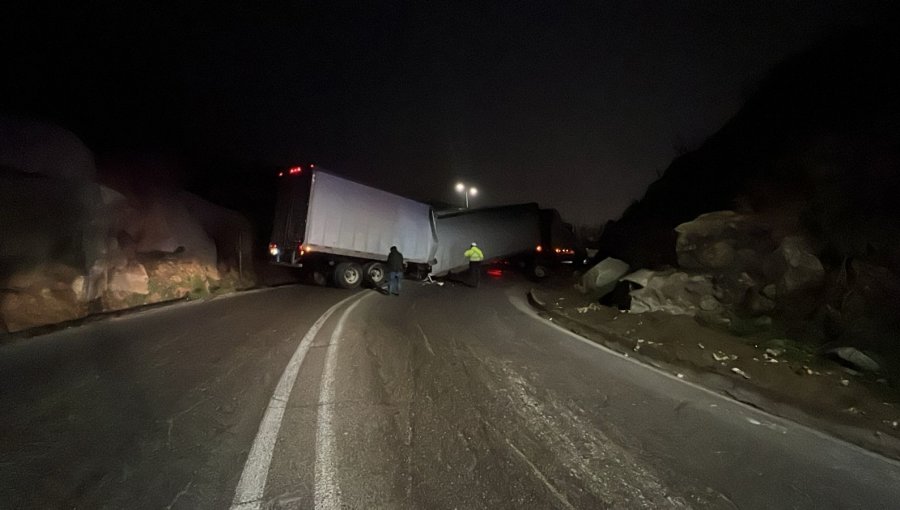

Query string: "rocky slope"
[[595, 26, 900, 374], [0, 118, 256, 333]]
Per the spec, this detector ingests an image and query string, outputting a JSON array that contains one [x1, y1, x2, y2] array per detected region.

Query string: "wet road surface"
[[2, 277, 900, 508]]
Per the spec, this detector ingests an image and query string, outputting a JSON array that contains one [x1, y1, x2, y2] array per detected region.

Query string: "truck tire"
[[363, 262, 386, 287], [333, 262, 363, 289], [312, 271, 328, 286]]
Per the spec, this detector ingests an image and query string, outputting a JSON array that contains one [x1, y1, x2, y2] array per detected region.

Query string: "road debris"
[[731, 367, 751, 379], [826, 346, 881, 373], [800, 365, 821, 376], [712, 351, 738, 362]]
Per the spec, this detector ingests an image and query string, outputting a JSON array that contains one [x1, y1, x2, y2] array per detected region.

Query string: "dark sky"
[[1, 1, 895, 224]]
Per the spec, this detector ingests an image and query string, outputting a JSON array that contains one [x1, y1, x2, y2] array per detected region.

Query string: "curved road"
[[2, 277, 899, 509]]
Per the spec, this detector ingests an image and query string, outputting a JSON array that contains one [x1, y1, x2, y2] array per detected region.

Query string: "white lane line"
[[508, 291, 900, 468], [315, 295, 368, 509], [230, 292, 365, 510], [416, 322, 435, 356], [503, 437, 577, 510]]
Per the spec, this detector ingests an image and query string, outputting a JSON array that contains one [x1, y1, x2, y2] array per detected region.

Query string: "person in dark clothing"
[[386, 246, 404, 295]]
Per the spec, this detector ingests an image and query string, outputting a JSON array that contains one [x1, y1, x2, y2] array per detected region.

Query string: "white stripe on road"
[[508, 290, 900, 467], [230, 292, 365, 510], [314, 296, 368, 509]]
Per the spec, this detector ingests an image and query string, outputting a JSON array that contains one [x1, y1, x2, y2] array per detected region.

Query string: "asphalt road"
[[2, 276, 900, 509]]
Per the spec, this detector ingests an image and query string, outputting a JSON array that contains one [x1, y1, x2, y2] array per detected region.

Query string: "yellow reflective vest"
[[464, 246, 484, 262]]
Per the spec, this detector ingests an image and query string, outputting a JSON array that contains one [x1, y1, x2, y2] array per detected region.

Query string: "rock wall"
[[0, 119, 256, 333], [620, 209, 900, 373], [590, 28, 900, 370]]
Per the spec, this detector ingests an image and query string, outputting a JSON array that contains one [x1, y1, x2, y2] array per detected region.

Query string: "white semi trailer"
[[269, 166, 438, 288], [430, 204, 542, 277]]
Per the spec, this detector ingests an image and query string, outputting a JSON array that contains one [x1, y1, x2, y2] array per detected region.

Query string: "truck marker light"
[[536, 245, 543, 252]]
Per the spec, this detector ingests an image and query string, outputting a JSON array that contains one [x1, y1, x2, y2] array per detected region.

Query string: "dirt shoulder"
[[528, 282, 900, 461]]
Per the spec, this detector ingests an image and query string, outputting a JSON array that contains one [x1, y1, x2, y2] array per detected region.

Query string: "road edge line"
[[230, 291, 365, 510], [509, 289, 900, 468], [314, 294, 369, 509]]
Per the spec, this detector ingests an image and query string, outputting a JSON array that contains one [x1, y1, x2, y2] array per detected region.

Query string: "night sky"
[[1, 1, 894, 225]]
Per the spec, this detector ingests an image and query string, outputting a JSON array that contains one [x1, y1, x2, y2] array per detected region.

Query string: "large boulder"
[[123, 191, 218, 267], [675, 211, 774, 273], [627, 270, 717, 316], [107, 262, 150, 295], [0, 117, 95, 181], [767, 236, 825, 293], [580, 257, 630, 297], [0, 263, 85, 332]]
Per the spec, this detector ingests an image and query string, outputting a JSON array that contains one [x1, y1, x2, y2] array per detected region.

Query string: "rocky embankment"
[[0, 118, 255, 333], [592, 26, 900, 378]]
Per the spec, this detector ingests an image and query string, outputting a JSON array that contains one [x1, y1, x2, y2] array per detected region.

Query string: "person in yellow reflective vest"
[[463, 242, 484, 287]]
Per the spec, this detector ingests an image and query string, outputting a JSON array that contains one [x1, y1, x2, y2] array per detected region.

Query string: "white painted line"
[[504, 437, 576, 510], [416, 322, 435, 356], [315, 295, 368, 509], [230, 292, 365, 510], [508, 290, 900, 468]]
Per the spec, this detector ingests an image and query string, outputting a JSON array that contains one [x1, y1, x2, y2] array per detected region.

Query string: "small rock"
[[731, 367, 751, 379], [697, 343, 705, 349], [765, 348, 784, 357], [712, 351, 730, 362], [840, 379, 850, 387], [699, 294, 720, 311]]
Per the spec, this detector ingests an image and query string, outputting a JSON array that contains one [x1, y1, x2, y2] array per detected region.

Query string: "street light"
[[455, 182, 478, 208]]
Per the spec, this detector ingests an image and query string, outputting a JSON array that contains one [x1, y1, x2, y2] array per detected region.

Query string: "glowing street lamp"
[[455, 182, 478, 208]]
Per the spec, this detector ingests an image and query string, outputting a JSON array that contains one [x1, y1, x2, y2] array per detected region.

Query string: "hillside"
[[598, 25, 900, 271], [593, 25, 900, 371]]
